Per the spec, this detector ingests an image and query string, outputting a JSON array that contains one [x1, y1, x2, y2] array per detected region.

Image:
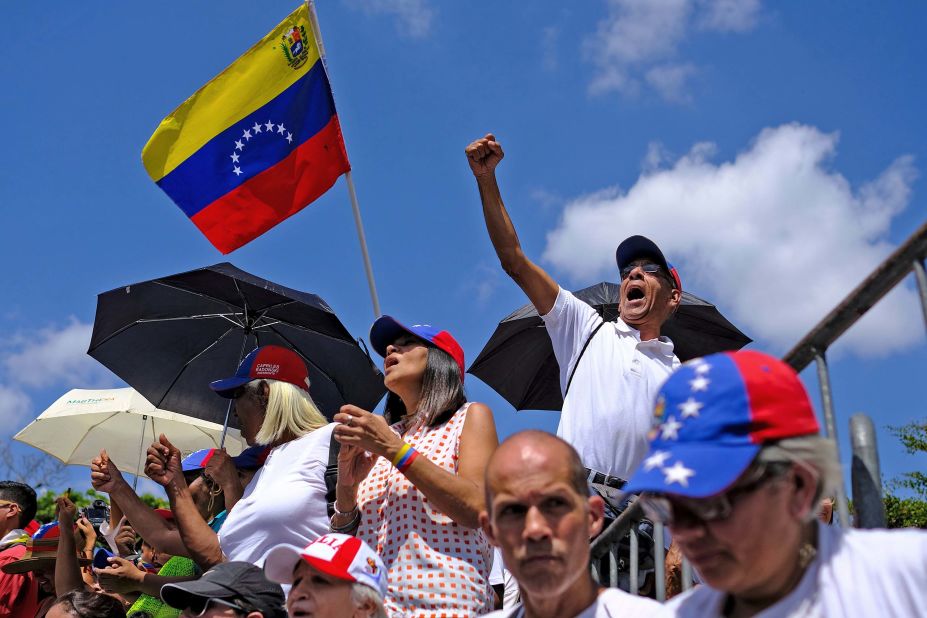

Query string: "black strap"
[[325, 430, 341, 518], [563, 321, 606, 399]]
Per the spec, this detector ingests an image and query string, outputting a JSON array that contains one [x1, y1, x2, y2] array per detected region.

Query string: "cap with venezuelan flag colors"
[[141, 5, 350, 254], [623, 350, 820, 498], [182, 445, 270, 472], [210, 345, 310, 397], [369, 316, 465, 380]]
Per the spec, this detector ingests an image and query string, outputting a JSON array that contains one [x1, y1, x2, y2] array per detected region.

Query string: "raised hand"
[[114, 522, 138, 557], [204, 448, 238, 492], [465, 133, 504, 178], [95, 555, 145, 593], [90, 449, 126, 493], [145, 434, 183, 488], [55, 494, 78, 525], [336, 444, 377, 488]]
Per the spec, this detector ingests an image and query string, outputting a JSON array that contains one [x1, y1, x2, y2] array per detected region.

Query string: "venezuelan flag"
[[142, 6, 350, 254]]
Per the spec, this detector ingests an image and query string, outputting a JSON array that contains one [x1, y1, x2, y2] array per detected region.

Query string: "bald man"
[[479, 431, 660, 618]]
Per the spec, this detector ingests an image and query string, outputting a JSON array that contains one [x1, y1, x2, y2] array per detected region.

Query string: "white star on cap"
[[679, 397, 703, 419], [660, 416, 683, 440], [663, 461, 695, 487], [690, 376, 710, 392], [694, 363, 711, 375], [643, 450, 671, 471], [232, 166, 242, 176], [252, 122, 262, 133], [234, 139, 244, 151]]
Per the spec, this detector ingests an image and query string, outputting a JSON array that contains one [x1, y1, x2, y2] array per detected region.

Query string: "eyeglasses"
[[182, 597, 249, 617], [639, 462, 791, 526], [620, 262, 664, 280]]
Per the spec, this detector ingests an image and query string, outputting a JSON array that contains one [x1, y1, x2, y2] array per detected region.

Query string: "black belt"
[[585, 468, 626, 490]]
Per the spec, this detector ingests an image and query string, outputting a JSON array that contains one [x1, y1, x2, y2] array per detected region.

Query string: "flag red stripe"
[[190, 115, 350, 254]]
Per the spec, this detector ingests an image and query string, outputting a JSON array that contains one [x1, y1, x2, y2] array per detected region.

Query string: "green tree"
[[34, 488, 168, 523], [883, 419, 927, 529]]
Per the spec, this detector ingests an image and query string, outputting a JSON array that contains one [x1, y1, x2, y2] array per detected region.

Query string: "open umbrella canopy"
[[88, 263, 386, 428], [14, 388, 247, 478], [468, 281, 751, 411]]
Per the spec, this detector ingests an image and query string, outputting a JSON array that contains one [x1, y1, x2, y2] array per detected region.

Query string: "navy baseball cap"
[[210, 345, 310, 398], [624, 350, 820, 499], [615, 235, 681, 291], [369, 315, 465, 379]]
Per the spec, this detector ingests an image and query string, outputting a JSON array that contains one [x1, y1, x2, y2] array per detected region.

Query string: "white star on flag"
[[694, 363, 711, 375], [242, 129, 252, 140], [663, 461, 695, 487], [660, 416, 683, 440], [232, 166, 242, 176], [286, 132, 293, 144], [690, 376, 710, 392], [277, 123, 286, 135], [234, 139, 244, 151], [679, 397, 703, 419], [643, 450, 671, 471], [252, 122, 262, 133], [230, 153, 239, 163]]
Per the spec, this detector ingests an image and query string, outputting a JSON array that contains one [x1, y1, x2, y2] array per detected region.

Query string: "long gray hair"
[[384, 346, 466, 431]]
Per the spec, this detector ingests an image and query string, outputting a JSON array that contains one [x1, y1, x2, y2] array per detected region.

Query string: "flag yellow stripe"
[[142, 5, 320, 181]]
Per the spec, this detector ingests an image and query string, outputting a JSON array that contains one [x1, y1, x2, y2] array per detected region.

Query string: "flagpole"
[[305, 0, 382, 318]]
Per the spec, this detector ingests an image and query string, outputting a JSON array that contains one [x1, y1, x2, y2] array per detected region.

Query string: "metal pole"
[[305, 1, 381, 319], [133, 414, 148, 491], [654, 522, 666, 601], [850, 414, 886, 528], [681, 558, 693, 592], [628, 528, 639, 594], [914, 259, 927, 333], [220, 335, 250, 448], [813, 350, 850, 528]]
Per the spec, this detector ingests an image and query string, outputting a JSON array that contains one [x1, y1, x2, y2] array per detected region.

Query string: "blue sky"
[[1, 1, 924, 501]]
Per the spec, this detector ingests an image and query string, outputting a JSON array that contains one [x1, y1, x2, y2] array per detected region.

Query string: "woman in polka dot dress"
[[331, 316, 499, 617]]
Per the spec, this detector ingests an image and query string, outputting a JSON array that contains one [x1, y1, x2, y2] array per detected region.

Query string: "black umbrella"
[[88, 263, 386, 429], [468, 281, 751, 411]]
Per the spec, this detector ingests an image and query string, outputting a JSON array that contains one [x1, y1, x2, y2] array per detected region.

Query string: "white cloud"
[[695, 0, 761, 32], [541, 123, 922, 357], [3, 319, 115, 389], [583, 0, 761, 101], [0, 319, 119, 432], [541, 26, 561, 71], [343, 0, 434, 38]]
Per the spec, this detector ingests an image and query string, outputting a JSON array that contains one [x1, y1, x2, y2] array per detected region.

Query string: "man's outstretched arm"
[[466, 133, 559, 315]]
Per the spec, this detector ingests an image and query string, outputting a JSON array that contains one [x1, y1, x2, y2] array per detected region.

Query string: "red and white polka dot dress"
[[356, 403, 493, 617]]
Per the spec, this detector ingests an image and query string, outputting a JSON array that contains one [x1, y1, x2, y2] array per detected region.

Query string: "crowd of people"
[[1, 135, 925, 617]]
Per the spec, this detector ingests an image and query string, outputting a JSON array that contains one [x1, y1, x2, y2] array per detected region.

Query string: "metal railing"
[[589, 219, 927, 594]]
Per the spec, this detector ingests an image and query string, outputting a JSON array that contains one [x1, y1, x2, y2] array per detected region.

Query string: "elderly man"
[[466, 134, 681, 498], [264, 533, 387, 618], [479, 430, 660, 617], [161, 561, 286, 618], [624, 350, 927, 617], [0, 480, 42, 618]]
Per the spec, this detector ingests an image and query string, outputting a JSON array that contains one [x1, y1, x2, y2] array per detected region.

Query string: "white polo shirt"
[[664, 522, 927, 617], [542, 287, 679, 480]]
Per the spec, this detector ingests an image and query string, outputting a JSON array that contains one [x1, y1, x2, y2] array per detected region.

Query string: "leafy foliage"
[[883, 494, 927, 529], [881, 419, 927, 529], [34, 487, 168, 524]]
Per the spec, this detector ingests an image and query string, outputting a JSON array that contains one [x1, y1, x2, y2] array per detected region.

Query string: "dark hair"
[[384, 347, 466, 430], [53, 590, 127, 618], [0, 481, 37, 527]]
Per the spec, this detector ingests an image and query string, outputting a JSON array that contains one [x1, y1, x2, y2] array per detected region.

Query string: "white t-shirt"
[[542, 287, 679, 479], [664, 522, 927, 617], [218, 423, 333, 565], [485, 588, 661, 617]]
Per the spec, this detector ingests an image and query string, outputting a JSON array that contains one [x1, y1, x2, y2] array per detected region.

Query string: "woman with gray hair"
[[331, 316, 498, 616], [146, 345, 333, 568], [623, 350, 927, 617]]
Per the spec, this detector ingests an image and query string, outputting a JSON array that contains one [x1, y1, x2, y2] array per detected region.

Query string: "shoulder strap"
[[564, 321, 607, 399], [325, 430, 341, 518]]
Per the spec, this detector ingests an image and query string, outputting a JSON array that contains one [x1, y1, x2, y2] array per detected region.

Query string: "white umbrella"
[[14, 388, 247, 485]]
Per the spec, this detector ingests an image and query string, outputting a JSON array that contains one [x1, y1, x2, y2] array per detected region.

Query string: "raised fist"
[[465, 133, 504, 178]]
